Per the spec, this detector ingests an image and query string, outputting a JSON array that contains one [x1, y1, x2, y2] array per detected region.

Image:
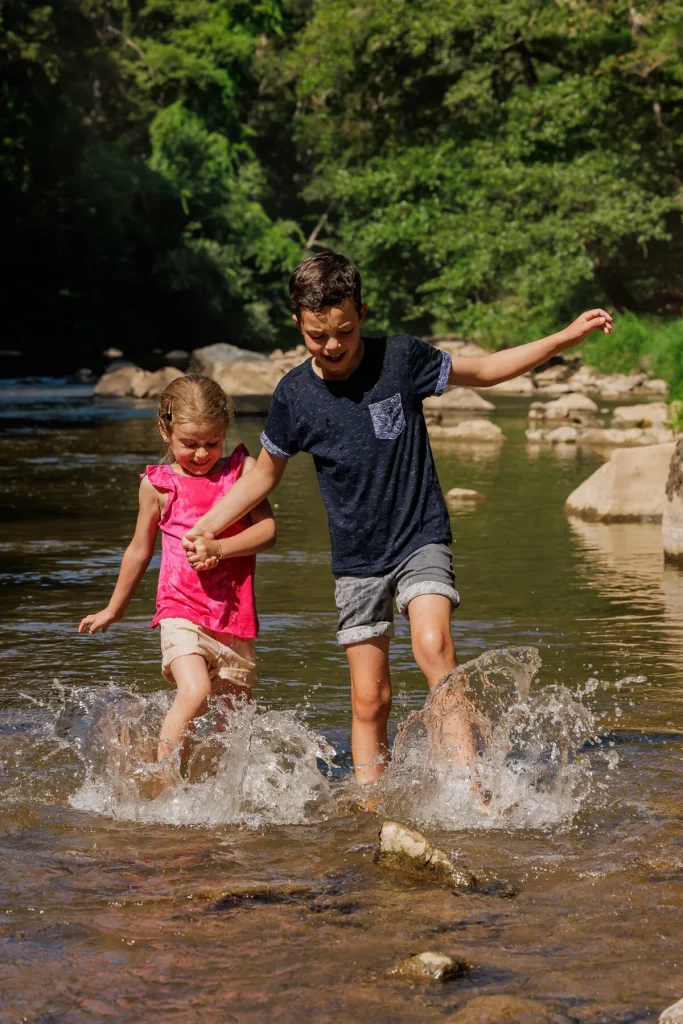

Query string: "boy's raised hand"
[[78, 608, 120, 634], [561, 308, 613, 347]]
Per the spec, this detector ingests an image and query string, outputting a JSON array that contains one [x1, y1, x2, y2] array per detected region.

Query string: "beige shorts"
[[159, 618, 257, 690]]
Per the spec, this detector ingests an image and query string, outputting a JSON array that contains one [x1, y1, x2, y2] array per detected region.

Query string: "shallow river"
[[0, 383, 682, 1023]]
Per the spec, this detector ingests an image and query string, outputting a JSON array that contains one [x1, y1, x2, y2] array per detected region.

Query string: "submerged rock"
[[446, 487, 486, 504], [664, 439, 683, 563], [377, 820, 477, 890], [565, 443, 676, 522], [660, 996, 683, 1023], [447, 995, 573, 1024], [391, 951, 469, 982]]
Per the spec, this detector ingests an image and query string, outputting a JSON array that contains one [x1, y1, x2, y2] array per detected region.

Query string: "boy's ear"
[[358, 304, 369, 325], [292, 313, 302, 334]]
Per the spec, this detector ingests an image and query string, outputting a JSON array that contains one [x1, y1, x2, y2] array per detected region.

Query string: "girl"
[[79, 373, 275, 772]]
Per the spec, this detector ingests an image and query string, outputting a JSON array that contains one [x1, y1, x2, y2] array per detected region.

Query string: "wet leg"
[[158, 654, 212, 762], [345, 637, 392, 784], [408, 594, 478, 766]]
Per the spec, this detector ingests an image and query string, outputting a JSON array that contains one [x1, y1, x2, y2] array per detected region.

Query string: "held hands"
[[560, 309, 613, 348], [78, 607, 121, 634], [182, 531, 221, 571]]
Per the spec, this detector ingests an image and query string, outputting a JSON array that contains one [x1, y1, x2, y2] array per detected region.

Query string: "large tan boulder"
[[423, 387, 495, 417], [565, 443, 676, 521], [612, 402, 670, 426], [663, 440, 683, 563], [94, 365, 151, 398], [142, 366, 184, 398], [191, 343, 283, 396]]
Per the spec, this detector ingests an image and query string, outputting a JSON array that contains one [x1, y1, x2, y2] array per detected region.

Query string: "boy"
[[182, 253, 612, 784]]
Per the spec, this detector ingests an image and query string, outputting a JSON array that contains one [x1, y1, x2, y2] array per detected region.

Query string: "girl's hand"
[[186, 533, 221, 572], [560, 309, 613, 348], [78, 608, 121, 634]]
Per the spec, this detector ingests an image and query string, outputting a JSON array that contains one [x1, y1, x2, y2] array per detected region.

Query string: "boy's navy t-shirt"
[[260, 335, 452, 578]]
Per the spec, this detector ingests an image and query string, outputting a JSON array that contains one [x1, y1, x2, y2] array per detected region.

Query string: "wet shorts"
[[334, 542, 460, 646], [159, 618, 257, 689]]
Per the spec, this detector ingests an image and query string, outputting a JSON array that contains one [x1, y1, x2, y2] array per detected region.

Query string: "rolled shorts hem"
[[336, 621, 394, 647], [161, 644, 206, 682], [396, 581, 461, 616]]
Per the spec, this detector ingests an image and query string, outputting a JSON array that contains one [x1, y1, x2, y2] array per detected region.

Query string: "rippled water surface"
[[1, 386, 682, 1023]]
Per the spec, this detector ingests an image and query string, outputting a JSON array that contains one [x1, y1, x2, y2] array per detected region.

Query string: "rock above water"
[[612, 402, 670, 426], [446, 488, 486, 503], [391, 951, 469, 983], [565, 443, 676, 522], [485, 374, 536, 395], [660, 996, 683, 1023], [447, 995, 573, 1024], [191, 343, 283, 397], [544, 393, 599, 420], [428, 419, 505, 442], [424, 387, 495, 415], [544, 426, 578, 444], [663, 439, 683, 563], [94, 365, 183, 399], [377, 820, 477, 891]]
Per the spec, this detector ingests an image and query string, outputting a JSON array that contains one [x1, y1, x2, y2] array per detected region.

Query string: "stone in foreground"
[[565, 443, 676, 522], [447, 995, 573, 1024], [391, 951, 469, 983], [660, 996, 683, 1023], [664, 439, 683, 563], [378, 821, 477, 890], [446, 488, 486, 503]]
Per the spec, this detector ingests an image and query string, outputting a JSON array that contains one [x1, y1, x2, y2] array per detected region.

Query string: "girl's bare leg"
[[158, 653, 212, 762], [345, 636, 392, 784]]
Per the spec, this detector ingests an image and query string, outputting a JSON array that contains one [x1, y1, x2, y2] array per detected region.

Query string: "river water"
[[1, 383, 682, 1022]]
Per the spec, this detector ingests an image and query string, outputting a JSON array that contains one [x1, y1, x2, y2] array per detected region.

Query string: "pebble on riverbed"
[[445, 487, 486, 504], [377, 820, 477, 891], [391, 951, 469, 983], [446, 995, 574, 1024]]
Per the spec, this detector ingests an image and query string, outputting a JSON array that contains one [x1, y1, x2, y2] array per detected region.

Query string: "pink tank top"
[[144, 444, 258, 638]]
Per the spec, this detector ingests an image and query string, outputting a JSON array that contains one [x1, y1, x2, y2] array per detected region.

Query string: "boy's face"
[[294, 299, 368, 380]]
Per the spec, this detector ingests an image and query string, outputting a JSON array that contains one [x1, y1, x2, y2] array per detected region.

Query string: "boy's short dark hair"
[[289, 252, 363, 316]]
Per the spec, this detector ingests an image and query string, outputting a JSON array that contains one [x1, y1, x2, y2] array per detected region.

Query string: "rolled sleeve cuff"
[[434, 351, 452, 396], [260, 431, 291, 459]]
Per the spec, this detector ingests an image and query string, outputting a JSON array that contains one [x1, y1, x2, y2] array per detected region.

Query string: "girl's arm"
[[186, 456, 277, 569], [448, 309, 613, 388], [78, 476, 160, 634]]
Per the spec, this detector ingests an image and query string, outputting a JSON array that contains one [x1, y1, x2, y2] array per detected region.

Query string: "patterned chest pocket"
[[368, 393, 406, 441]]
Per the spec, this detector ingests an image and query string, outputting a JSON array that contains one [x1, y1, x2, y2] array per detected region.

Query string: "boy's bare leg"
[[345, 636, 392, 784], [407, 594, 478, 767], [158, 653, 212, 763]]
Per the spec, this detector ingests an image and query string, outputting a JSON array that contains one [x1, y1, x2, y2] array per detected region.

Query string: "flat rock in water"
[[565, 442, 676, 521], [446, 487, 486, 503], [428, 419, 504, 442], [612, 402, 670, 426], [484, 374, 535, 395], [391, 951, 469, 983], [377, 820, 477, 890], [660, 996, 683, 1022], [545, 426, 578, 444], [447, 995, 573, 1024]]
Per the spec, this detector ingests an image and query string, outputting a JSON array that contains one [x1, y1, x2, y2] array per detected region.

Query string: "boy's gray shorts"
[[334, 542, 459, 646]]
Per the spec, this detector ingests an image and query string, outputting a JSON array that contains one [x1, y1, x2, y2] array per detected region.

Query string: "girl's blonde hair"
[[157, 374, 234, 455]]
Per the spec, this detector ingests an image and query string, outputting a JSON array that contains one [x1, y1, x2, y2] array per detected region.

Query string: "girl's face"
[[161, 419, 225, 476]]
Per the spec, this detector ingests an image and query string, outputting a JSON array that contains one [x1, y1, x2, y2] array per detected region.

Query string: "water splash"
[[380, 647, 599, 831], [51, 684, 337, 826]]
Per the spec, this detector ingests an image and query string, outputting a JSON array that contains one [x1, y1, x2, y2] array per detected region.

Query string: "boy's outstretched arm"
[[182, 448, 287, 569], [448, 309, 613, 388]]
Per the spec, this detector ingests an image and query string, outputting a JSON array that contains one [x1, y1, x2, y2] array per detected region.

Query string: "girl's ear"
[[158, 419, 172, 445]]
